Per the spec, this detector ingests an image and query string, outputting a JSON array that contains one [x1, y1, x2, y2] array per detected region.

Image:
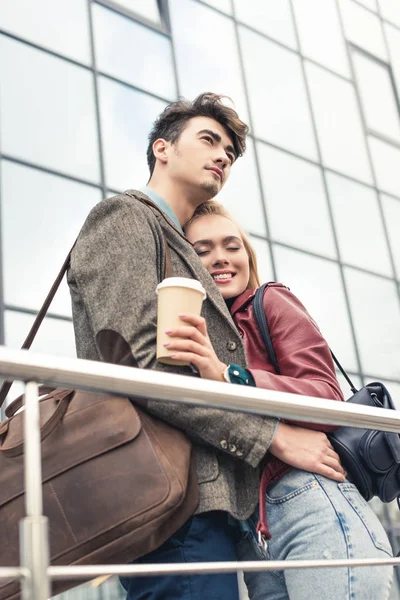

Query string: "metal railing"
[[0, 345, 400, 600]]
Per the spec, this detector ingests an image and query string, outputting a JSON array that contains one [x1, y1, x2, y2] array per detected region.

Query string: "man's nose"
[[214, 152, 229, 169]]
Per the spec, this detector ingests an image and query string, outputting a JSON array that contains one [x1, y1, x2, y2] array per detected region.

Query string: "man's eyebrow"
[[197, 129, 237, 160], [197, 129, 221, 142]]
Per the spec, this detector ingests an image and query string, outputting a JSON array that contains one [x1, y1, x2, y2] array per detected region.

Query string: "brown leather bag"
[[0, 198, 199, 599]]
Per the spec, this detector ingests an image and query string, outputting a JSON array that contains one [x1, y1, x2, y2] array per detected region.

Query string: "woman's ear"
[[152, 138, 169, 165]]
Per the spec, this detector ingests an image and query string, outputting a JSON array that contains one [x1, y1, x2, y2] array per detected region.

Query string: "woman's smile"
[[186, 214, 250, 299]]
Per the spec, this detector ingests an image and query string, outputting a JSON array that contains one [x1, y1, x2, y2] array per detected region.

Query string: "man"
[[67, 93, 340, 600]]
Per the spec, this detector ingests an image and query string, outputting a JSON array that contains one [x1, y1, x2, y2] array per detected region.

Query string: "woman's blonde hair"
[[185, 201, 261, 290]]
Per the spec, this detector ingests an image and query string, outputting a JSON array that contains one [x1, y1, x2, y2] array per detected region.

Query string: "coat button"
[[229, 443, 237, 453], [226, 341, 237, 351], [236, 450, 244, 457], [220, 440, 228, 449]]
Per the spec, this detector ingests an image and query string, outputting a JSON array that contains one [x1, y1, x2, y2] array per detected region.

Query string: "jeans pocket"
[[339, 483, 393, 556], [266, 470, 318, 503]]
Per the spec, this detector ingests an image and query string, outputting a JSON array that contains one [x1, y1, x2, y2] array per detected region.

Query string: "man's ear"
[[152, 138, 170, 165]]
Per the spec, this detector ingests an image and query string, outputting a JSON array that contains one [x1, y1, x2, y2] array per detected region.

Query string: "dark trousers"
[[120, 511, 240, 600]]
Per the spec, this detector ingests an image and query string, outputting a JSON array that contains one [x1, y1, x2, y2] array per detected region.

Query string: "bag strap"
[[330, 351, 358, 394], [253, 283, 280, 374], [0, 194, 173, 408], [252, 283, 359, 394], [0, 251, 73, 407]]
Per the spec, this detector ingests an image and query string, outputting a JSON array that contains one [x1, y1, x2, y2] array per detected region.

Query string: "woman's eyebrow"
[[193, 236, 242, 246], [193, 239, 212, 246], [224, 236, 242, 244]]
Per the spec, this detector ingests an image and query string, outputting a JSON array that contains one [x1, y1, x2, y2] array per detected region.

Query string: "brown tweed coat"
[[67, 190, 278, 519]]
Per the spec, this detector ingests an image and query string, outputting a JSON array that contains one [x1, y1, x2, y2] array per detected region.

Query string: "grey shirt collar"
[[140, 186, 183, 234]]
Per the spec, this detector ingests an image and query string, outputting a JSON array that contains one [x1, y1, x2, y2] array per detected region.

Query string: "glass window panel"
[[169, 0, 248, 123], [257, 143, 337, 258], [344, 267, 400, 379], [233, 0, 298, 50], [0, 36, 100, 182], [306, 62, 373, 184], [378, 0, 400, 27], [201, 0, 232, 14], [3, 313, 80, 410], [381, 193, 400, 279], [327, 172, 392, 276], [215, 139, 266, 236], [0, 0, 91, 64], [385, 23, 400, 101], [106, 0, 161, 23], [249, 237, 274, 284], [368, 136, 400, 197], [240, 28, 318, 161], [93, 4, 176, 99], [99, 77, 166, 191], [339, 0, 387, 61], [353, 0, 378, 10], [292, 0, 350, 78], [352, 52, 400, 142], [5, 311, 76, 358], [273, 246, 359, 371], [1, 161, 102, 316]]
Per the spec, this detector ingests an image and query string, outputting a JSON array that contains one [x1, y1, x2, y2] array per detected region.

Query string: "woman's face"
[[186, 214, 250, 299]]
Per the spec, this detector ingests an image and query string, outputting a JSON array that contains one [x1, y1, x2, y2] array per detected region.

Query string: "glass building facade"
[[1, 0, 400, 597]]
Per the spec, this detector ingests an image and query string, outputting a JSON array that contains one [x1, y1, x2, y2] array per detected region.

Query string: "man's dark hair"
[[146, 92, 249, 176]]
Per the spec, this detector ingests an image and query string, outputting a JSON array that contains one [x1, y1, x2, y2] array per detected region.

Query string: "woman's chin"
[[219, 287, 237, 300]]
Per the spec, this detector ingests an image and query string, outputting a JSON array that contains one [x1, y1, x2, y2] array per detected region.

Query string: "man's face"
[[165, 116, 236, 199]]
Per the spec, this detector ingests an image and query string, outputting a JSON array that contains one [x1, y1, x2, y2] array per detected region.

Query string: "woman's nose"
[[212, 253, 229, 267]]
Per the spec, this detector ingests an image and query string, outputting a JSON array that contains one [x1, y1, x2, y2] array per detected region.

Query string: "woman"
[[162, 200, 393, 600]]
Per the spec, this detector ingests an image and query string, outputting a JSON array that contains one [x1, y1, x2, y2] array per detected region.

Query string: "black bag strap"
[[0, 194, 173, 408], [252, 283, 359, 394], [253, 283, 280, 375], [330, 351, 358, 394]]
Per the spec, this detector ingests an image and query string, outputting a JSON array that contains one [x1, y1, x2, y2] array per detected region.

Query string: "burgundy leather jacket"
[[230, 283, 344, 511], [231, 283, 344, 414]]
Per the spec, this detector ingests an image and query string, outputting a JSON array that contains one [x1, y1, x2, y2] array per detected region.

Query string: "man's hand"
[[270, 422, 346, 482], [163, 313, 228, 381]]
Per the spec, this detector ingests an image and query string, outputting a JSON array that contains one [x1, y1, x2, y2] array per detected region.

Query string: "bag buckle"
[[258, 531, 268, 553]]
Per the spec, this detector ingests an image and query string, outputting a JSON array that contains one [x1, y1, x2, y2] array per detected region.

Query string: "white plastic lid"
[[156, 277, 206, 299]]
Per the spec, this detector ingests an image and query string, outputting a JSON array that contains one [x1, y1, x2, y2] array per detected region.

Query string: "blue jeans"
[[237, 469, 393, 600], [120, 511, 240, 600]]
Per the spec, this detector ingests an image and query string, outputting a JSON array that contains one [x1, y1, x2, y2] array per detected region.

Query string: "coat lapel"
[[123, 190, 239, 337]]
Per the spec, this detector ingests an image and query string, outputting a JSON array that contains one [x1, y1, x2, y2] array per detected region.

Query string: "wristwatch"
[[222, 363, 254, 386]]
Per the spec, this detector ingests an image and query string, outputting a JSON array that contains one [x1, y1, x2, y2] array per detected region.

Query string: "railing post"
[[19, 381, 51, 600]]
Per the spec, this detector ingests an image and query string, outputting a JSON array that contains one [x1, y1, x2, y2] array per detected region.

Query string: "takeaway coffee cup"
[[156, 277, 207, 365]]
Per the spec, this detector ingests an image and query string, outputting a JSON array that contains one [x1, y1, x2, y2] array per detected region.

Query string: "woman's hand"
[[164, 313, 228, 381], [270, 422, 346, 482]]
